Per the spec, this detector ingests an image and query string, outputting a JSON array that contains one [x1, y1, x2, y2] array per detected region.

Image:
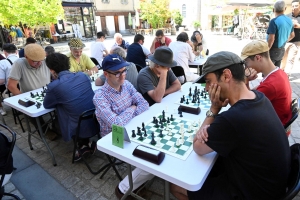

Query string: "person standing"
[[72, 19, 82, 39], [90, 32, 108, 67], [281, 0, 300, 76], [150, 30, 172, 53], [267, 0, 294, 67]]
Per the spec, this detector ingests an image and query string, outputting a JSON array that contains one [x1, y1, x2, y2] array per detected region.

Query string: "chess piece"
[[138, 135, 144, 141], [168, 129, 172, 136], [155, 120, 159, 128], [176, 139, 181, 146], [36, 92, 39, 96], [137, 127, 142, 135], [153, 117, 156, 123], [179, 112, 183, 117], [188, 125, 192, 132], [180, 97, 184, 103], [170, 115, 174, 121], [186, 99, 189, 105], [30, 92, 34, 98], [167, 117, 170, 124], [36, 102, 41, 109], [142, 122, 145, 131], [162, 110, 166, 122], [189, 87, 192, 96], [143, 130, 147, 137], [159, 130, 163, 137], [150, 132, 156, 145], [160, 122, 164, 129], [204, 93, 207, 99], [132, 130, 136, 138], [182, 95, 185, 101]]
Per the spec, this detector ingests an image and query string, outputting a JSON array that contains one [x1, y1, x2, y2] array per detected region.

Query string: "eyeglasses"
[[106, 68, 128, 78]]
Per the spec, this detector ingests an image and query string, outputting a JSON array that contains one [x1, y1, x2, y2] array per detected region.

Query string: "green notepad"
[[112, 124, 124, 148]]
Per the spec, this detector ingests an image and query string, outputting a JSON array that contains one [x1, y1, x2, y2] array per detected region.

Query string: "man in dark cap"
[[137, 46, 181, 106], [171, 51, 291, 200]]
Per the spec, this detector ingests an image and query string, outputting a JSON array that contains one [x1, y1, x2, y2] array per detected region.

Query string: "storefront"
[[61, 2, 96, 38]]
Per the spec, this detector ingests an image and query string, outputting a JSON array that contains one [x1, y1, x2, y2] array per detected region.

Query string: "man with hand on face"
[[171, 51, 290, 200], [66, 38, 98, 76], [137, 47, 181, 106], [150, 30, 172, 53]]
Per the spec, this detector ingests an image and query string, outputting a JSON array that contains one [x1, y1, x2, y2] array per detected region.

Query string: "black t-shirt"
[[287, 13, 300, 42], [206, 90, 290, 199]]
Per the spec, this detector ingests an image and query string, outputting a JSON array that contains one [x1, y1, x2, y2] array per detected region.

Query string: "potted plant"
[[173, 10, 183, 31], [193, 21, 200, 31]]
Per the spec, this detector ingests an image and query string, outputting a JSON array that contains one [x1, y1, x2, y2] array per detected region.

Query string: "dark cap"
[[2, 43, 17, 51], [195, 51, 243, 83], [102, 54, 129, 71], [148, 47, 177, 68]]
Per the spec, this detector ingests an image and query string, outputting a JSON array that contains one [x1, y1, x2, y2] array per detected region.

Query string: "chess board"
[[26, 87, 47, 104], [176, 86, 211, 109], [89, 71, 101, 82], [130, 113, 201, 160]]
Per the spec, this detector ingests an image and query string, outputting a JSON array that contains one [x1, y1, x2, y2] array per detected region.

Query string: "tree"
[[172, 10, 183, 26], [0, 0, 64, 36], [140, 0, 171, 29]]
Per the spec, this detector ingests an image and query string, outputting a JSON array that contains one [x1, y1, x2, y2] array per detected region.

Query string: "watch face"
[[206, 110, 214, 117]]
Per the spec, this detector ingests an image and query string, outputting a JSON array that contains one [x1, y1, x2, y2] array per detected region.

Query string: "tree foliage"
[[0, 0, 64, 34], [140, 0, 171, 29], [172, 10, 183, 26]]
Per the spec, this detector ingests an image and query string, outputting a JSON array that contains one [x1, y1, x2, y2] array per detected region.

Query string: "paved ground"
[[2, 31, 300, 199]]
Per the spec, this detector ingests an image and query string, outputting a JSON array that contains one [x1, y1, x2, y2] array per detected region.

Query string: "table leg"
[[197, 65, 200, 75], [25, 115, 33, 150], [35, 117, 57, 166], [121, 164, 133, 200], [164, 180, 170, 200]]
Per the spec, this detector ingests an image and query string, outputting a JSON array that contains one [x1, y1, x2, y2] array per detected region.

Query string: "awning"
[[62, 2, 93, 7]]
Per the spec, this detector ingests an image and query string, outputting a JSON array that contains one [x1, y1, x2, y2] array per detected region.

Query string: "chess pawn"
[[171, 145, 176, 152], [168, 129, 172, 136], [176, 139, 181, 147]]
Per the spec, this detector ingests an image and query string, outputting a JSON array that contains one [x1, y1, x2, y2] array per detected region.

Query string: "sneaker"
[[0, 108, 6, 116], [74, 151, 82, 162], [90, 141, 97, 155], [79, 145, 90, 156]]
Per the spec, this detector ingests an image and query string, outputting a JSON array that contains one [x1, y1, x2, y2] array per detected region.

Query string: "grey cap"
[[195, 51, 243, 83]]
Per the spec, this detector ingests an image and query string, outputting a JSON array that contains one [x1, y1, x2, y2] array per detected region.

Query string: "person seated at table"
[[90, 31, 108, 67], [45, 46, 55, 57], [190, 31, 208, 57], [171, 51, 290, 200], [126, 34, 151, 68], [18, 37, 36, 58], [95, 47, 138, 89], [137, 47, 181, 106], [241, 40, 292, 133], [43, 53, 96, 161], [169, 32, 199, 83], [0, 43, 18, 116], [150, 29, 172, 53], [93, 54, 152, 199], [112, 33, 130, 50], [66, 38, 98, 76]]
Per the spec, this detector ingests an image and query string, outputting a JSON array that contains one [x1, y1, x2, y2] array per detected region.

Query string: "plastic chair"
[[90, 57, 101, 69], [172, 66, 187, 84], [284, 98, 300, 133], [281, 143, 300, 200], [72, 108, 122, 180], [0, 124, 21, 200], [135, 64, 143, 73]]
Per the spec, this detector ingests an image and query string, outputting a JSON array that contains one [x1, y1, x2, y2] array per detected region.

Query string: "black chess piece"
[[92, 77, 95, 81], [170, 114, 174, 121], [36, 102, 41, 109], [150, 132, 156, 145], [189, 88, 192, 96], [192, 97, 195, 103], [162, 110, 166, 122], [30, 92, 34, 98], [167, 117, 170, 124], [143, 130, 147, 137], [182, 95, 185, 101], [159, 130, 163, 137], [204, 93, 207, 99], [160, 122, 164, 129], [153, 117, 156, 123], [138, 135, 144, 141], [186, 99, 189, 105], [132, 130, 136, 138], [155, 120, 159, 128], [179, 111, 183, 117], [201, 91, 204, 97], [197, 97, 200, 104], [137, 127, 142, 135], [142, 122, 145, 131], [180, 97, 184, 103], [41, 93, 44, 97], [36, 92, 39, 97]]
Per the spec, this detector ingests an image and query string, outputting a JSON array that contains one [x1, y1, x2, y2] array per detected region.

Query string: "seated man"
[[242, 40, 292, 131], [95, 47, 138, 89], [137, 47, 181, 106], [112, 33, 130, 50], [171, 51, 290, 200], [93, 54, 152, 199], [150, 30, 172, 53], [66, 38, 98, 76], [45, 46, 55, 56], [43, 53, 96, 161], [126, 34, 151, 68]]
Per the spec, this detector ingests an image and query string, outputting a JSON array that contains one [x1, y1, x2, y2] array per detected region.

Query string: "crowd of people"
[[0, 0, 298, 199]]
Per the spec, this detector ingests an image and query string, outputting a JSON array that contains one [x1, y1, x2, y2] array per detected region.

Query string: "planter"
[[171, 27, 176, 35]]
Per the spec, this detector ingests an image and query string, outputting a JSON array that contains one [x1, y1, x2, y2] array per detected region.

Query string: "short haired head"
[[102, 54, 129, 71], [177, 32, 189, 42], [25, 37, 36, 46], [155, 30, 164, 37], [134, 34, 144, 43], [24, 44, 46, 61], [96, 32, 105, 39], [68, 38, 85, 49], [45, 46, 55, 56], [240, 40, 269, 60], [2, 43, 17, 54], [274, 0, 285, 13], [148, 47, 177, 68], [196, 51, 244, 83], [45, 53, 70, 74], [110, 46, 126, 59], [114, 33, 123, 40]]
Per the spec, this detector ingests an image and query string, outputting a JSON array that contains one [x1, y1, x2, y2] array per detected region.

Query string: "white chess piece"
[[171, 145, 175, 152], [176, 139, 181, 147], [168, 129, 172, 136], [157, 139, 161, 147], [188, 125, 192, 132]]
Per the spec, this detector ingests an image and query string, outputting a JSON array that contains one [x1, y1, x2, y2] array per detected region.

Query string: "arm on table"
[[147, 70, 168, 103], [130, 85, 149, 116], [7, 78, 20, 95], [165, 79, 181, 96]]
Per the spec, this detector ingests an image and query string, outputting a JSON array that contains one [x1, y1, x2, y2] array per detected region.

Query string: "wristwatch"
[[206, 110, 216, 118]]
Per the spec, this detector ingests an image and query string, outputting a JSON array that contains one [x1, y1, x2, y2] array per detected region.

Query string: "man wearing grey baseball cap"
[[137, 46, 181, 106], [171, 51, 290, 199]]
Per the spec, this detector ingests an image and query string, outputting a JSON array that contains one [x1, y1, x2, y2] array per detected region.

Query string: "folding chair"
[[135, 64, 143, 73], [172, 66, 187, 84], [72, 108, 122, 180], [281, 143, 300, 200], [0, 124, 21, 200], [284, 98, 300, 134], [90, 57, 101, 69]]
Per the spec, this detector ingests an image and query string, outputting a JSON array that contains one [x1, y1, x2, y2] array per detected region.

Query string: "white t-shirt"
[[0, 54, 19, 85], [90, 41, 107, 66]]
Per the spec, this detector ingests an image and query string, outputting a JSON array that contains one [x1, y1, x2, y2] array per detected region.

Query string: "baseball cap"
[[2, 43, 17, 51], [68, 38, 85, 49], [102, 54, 129, 71], [24, 44, 46, 61], [195, 51, 242, 83], [241, 40, 269, 60]]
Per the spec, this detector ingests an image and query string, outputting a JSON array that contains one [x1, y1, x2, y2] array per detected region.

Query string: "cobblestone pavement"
[[2, 32, 300, 199]]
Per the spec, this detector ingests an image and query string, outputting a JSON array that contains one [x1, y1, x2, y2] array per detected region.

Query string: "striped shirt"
[[93, 80, 149, 137]]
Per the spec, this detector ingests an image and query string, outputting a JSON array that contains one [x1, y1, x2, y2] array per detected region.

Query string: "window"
[[102, 0, 110, 3], [182, 4, 186, 18], [121, 0, 128, 4]]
